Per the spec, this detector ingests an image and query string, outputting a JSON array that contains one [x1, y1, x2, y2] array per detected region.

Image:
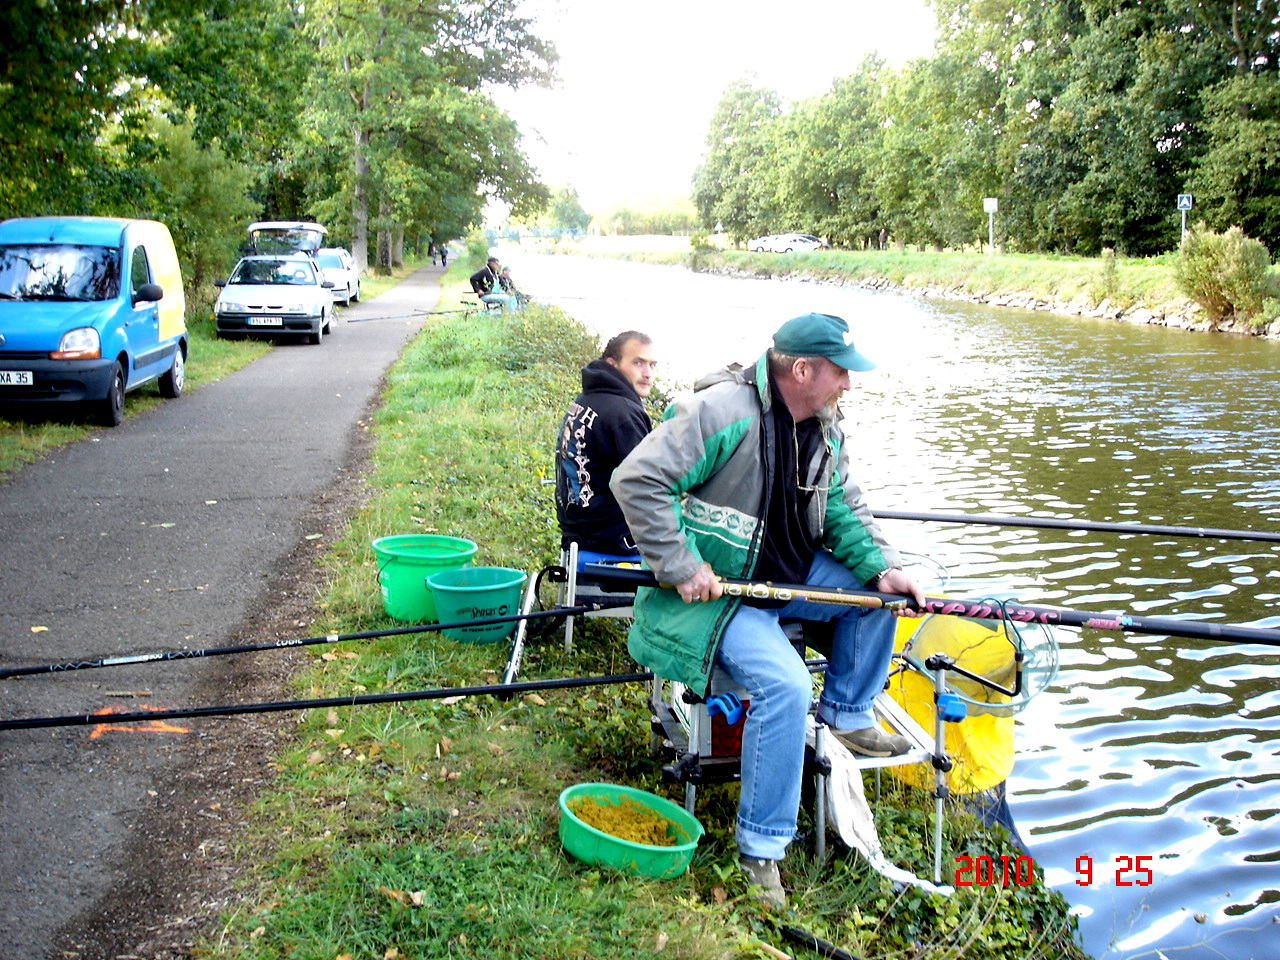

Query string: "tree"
[[145, 119, 261, 313], [775, 65, 886, 249], [692, 81, 784, 244], [301, 0, 555, 271], [1191, 73, 1280, 249], [546, 186, 591, 236]]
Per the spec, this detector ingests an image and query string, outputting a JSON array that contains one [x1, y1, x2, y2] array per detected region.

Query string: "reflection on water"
[[518, 251, 1280, 959]]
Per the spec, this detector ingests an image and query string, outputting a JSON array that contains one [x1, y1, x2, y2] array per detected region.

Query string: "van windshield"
[[0, 244, 121, 301]]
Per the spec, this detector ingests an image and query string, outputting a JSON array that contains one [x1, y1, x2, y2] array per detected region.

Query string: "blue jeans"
[[481, 292, 518, 313], [715, 550, 895, 860]]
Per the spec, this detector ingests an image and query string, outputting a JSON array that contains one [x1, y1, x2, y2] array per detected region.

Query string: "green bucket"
[[558, 783, 704, 879], [371, 535, 477, 622], [425, 566, 528, 644]]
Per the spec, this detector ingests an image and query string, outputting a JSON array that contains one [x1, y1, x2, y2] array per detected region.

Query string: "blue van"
[[0, 217, 188, 426]]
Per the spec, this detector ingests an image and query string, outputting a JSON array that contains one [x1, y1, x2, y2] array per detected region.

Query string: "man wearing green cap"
[[612, 312, 925, 907]]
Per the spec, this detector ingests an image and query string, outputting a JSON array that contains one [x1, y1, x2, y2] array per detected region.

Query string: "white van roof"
[[248, 221, 326, 234]]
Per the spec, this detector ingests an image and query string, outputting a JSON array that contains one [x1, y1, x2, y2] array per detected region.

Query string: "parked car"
[[314, 247, 360, 305], [0, 216, 188, 426], [213, 254, 334, 344], [246, 221, 327, 256], [748, 233, 828, 253]]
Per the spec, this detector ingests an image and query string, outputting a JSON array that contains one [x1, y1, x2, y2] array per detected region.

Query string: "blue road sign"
[[1177, 193, 1194, 210]]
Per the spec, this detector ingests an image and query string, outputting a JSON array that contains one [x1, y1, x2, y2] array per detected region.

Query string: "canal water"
[[510, 249, 1280, 959]]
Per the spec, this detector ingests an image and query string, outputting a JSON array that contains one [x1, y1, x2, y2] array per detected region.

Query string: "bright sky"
[[494, 0, 938, 214]]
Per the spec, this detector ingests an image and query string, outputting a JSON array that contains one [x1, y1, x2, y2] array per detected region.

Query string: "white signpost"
[[983, 197, 998, 255], [1177, 193, 1194, 244]]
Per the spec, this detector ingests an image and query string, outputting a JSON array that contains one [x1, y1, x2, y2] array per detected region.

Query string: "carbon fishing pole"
[[583, 564, 1280, 648], [0, 670, 654, 732], [872, 509, 1280, 545], [0, 600, 630, 681]]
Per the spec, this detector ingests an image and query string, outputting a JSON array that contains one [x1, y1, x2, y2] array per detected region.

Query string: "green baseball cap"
[[772, 313, 876, 372]]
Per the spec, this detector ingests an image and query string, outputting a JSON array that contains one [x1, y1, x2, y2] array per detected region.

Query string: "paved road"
[[0, 267, 440, 957]]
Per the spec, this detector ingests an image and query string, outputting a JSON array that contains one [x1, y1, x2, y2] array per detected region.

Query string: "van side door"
[[124, 241, 164, 385]]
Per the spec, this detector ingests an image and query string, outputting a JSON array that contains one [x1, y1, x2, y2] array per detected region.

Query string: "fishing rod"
[[346, 309, 448, 323], [872, 509, 1280, 545], [0, 670, 654, 732], [0, 600, 630, 681], [583, 564, 1280, 648]]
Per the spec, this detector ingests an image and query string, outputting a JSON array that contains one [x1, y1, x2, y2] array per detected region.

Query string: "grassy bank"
[[192, 262, 1088, 960], [537, 236, 1209, 321]]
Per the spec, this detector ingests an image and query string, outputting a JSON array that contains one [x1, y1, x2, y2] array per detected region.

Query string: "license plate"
[[248, 316, 283, 327], [0, 370, 34, 386]]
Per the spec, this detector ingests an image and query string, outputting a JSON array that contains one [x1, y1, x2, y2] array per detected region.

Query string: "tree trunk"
[[392, 226, 404, 267], [352, 125, 370, 272]]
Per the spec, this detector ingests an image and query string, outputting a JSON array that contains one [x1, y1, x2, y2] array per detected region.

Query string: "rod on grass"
[[871, 509, 1280, 545], [0, 670, 655, 732], [583, 564, 1280, 648], [0, 600, 630, 681]]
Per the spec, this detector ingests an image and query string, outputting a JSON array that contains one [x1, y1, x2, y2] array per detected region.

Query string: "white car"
[[748, 233, 828, 253], [315, 247, 361, 305], [213, 254, 334, 345]]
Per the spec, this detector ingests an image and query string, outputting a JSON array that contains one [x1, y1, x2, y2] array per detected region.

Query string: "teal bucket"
[[426, 566, 529, 644], [371, 535, 477, 622]]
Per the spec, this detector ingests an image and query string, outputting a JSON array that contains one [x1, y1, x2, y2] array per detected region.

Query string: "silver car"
[[748, 233, 828, 253], [315, 247, 361, 306], [213, 254, 334, 345]]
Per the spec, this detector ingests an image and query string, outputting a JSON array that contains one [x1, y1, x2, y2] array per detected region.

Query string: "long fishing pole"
[[583, 564, 1280, 648], [872, 509, 1280, 545], [0, 670, 654, 732], [0, 600, 629, 681]]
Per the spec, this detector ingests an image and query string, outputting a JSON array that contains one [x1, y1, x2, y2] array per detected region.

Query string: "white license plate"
[[0, 370, 34, 386], [248, 317, 283, 327]]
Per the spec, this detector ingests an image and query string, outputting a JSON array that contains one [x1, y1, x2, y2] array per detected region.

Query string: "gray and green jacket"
[[611, 351, 900, 695]]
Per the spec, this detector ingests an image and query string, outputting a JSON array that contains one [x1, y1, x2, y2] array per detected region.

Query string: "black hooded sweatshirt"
[[555, 358, 652, 553]]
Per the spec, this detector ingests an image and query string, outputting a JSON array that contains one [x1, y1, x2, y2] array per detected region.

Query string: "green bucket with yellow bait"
[[371, 534, 477, 622], [425, 566, 528, 643], [558, 782, 704, 879]]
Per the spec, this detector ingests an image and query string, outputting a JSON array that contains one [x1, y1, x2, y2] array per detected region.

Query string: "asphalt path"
[[0, 266, 441, 957]]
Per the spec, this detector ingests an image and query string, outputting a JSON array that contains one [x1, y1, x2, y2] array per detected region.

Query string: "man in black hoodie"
[[556, 331, 658, 556]]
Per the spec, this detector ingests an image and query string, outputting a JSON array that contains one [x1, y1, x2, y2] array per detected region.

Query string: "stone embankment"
[[705, 262, 1280, 339], [847, 274, 1280, 339]]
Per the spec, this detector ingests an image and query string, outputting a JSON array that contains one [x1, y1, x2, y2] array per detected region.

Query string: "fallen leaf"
[[711, 884, 727, 904], [250, 926, 266, 940], [325, 728, 344, 739], [326, 709, 340, 725], [384, 950, 401, 959], [204, 500, 218, 505], [486, 742, 504, 756], [306, 751, 325, 764], [440, 736, 453, 753], [439, 696, 464, 705], [305, 533, 323, 540], [30, 626, 49, 633], [523, 693, 546, 706], [655, 931, 669, 951]]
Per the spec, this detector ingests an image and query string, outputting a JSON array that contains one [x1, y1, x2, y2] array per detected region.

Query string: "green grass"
[[192, 261, 1088, 960]]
